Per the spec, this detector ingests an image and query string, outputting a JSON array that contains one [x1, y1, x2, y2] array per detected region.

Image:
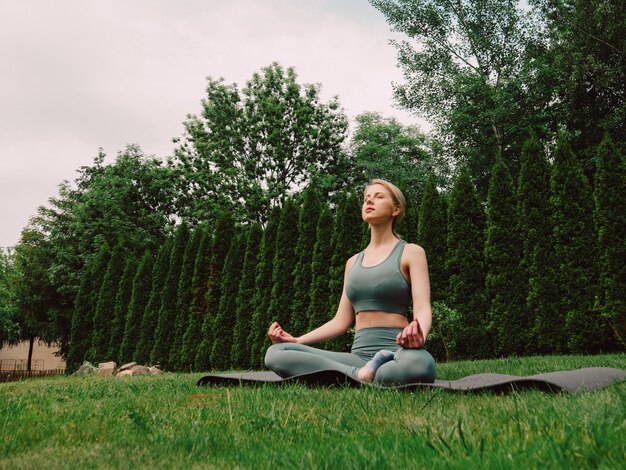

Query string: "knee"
[[401, 349, 436, 383], [264, 343, 284, 370]]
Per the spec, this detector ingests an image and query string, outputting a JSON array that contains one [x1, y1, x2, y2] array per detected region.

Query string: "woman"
[[265, 179, 436, 385]]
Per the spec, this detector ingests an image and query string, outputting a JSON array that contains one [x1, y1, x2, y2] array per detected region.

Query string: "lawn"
[[1, 354, 625, 469]]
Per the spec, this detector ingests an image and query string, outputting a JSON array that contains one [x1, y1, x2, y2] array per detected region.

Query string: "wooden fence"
[[0, 369, 66, 383]]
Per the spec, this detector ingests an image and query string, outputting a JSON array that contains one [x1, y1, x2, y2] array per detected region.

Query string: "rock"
[[129, 365, 149, 376], [72, 361, 97, 377], [148, 366, 162, 375], [96, 361, 116, 377], [117, 370, 133, 377], [119, 362, 137, 372]]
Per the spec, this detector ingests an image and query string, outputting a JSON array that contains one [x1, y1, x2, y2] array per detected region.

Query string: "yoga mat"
[[197, 367, 626, 394]]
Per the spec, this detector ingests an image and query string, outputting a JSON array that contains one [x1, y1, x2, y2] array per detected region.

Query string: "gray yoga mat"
[[197, 367, 626, 394]]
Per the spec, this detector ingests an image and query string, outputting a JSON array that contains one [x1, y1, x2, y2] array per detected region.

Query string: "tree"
[[306, 207, 334, 332], [171, 62, 349, 225], [484, 154, 526, 356], [210, 228, 248, 370], [151, 223, 190, 369], [0, 249, 20, 347], [65, 242, 110, 372], [517, 132, 560, 353], [248, 206, 282, 368], [231, 223, 263, 369], [134, 240, 171, 364], [267, 198, 301, 332], [118, 250, 153, 364], [445, 166, 488, 358], [550, 135, 603, 353], [417, 175, 448, 303], [593, 134, 625, 349], [195, 213, 235, 370], [107, 255, 138, 362], [370, 0, 550, 198], [88, 244, 126, 363], [168, 226, 203, 370], [180, 227, 213, 371], [290, 186, 323, 336]]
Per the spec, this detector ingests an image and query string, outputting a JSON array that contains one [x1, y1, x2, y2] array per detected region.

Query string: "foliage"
[[445, 166, 487, 358], [118, 251, 153, 364], [108, 256, 138, 362], [170, 62, 349, 225], [0, 249, 20, 346], [484, 154, 526, 356], [593, 134, 626, 349], [427, 301, 461, 362]]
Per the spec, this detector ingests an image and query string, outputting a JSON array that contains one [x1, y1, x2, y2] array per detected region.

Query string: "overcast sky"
[[0, 0, 424, 249]]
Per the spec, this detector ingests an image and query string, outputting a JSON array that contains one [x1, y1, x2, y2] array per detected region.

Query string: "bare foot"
[[357, 366, 376, 382]]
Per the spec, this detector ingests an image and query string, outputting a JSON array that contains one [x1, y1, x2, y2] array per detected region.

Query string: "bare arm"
[[397, 244, 432, 348], [268, 256, 357, 345]]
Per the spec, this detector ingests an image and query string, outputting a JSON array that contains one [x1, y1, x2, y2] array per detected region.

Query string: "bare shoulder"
[[402, 243, 427, 265], [345, 253, 359, 271]]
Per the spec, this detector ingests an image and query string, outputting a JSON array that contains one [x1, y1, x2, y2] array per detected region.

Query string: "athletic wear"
[[265, 327, 436, 385], [346, 240, 411, 315]]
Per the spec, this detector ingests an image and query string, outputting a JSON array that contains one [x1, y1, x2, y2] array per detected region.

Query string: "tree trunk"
[[27, 337, 34, 372]]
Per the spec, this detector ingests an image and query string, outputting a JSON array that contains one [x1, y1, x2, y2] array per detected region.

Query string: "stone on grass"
[[117, 370, 133, 377], [119, 362, 137, 372], [72, 361, 97, 377], [129, 365, 149, 376], [148, 366, 162, 375], [96, 361, 117, 377]]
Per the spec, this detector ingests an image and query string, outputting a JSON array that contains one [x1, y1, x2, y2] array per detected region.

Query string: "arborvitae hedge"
[[210, 227, 248, 370], [180, 227, 213, 371], [231, 223, 263, 369], [88, 244, 126, 363], [290, 186, 323, 336], [484, 154, 526, 356], [169, 226, 202, 370], [418, 174, 448, 302], [248, 206, 281, 368], [517, 132, 560, 354], [594, 134, 626, 349], [151, 223, 190, 368], [66, 242, 110, 372], [195, 212, 235, 370], [446, 166, 488, 359], [551, 135, 602, 353], [118, 250, 153, 364], [306, 206, 334, 331], [134, 240, 171, 364], [108, 256, 138, 362]]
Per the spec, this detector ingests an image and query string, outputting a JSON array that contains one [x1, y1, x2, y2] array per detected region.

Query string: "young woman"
[[265, 179, 436, 385]]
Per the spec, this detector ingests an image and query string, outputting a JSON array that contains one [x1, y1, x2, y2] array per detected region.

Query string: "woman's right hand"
[[267, 322, 298, 344]]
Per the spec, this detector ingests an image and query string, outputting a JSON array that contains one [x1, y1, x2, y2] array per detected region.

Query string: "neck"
[[368, 222, 397, 247]]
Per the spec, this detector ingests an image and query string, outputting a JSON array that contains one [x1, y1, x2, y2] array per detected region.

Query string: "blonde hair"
[[364, 179, 406, 236]]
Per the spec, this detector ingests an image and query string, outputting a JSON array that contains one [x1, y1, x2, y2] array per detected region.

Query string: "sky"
[[0, 0, 424, 249]]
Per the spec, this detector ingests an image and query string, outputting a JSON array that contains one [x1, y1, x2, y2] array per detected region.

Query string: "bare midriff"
[[355, 311, 410, 331]]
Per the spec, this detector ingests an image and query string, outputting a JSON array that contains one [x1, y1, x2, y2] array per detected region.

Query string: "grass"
[[1, 354, 625, 469]]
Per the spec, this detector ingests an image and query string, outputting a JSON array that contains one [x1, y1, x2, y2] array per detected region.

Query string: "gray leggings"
[[264, 327, 436, 385]]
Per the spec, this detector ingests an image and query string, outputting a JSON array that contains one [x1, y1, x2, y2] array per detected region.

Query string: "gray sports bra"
[[346, 240, 411, 315]]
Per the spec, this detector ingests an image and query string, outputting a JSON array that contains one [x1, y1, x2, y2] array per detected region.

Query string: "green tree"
[[171, 62, 349, 225], [210, 228, 248, 370], [168, 227, 203, 370], [180, 228, 213, 371], [290, 186, 323, 336], [195, 213, 235, 370], [370, 0, 550, 198], [446, 166, 488, 358], [118, 250, 153, 364], [88, 244, 126, 363], [134, 240, 171, 364], [231, 223, 263, 369], [484, 154, 526, 356], [267, 199, 301, 332], [65, 242, 110, 372], [151, 223, 190, 369], [550, 135, 602, 353], [517, 132, 561, 353], [417, 175, 448, 303], [593, 134, 626, 349], [107, 256, 138, 362], [0, 249, 20, 347], [248, 206, 282, 368]]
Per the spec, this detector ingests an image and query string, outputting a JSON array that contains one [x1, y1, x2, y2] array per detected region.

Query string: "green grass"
[[1, 354, 625, 469]]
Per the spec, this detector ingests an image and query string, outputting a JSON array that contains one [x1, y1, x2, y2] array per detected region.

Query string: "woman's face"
[[362, 183, 399, 223]]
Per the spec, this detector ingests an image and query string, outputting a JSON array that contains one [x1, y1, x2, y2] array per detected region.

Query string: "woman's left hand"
[[396, 319, 424, 349]]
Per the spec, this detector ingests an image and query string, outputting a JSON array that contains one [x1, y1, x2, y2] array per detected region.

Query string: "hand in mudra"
[[396, 319, 424, 349], [267, 322, 298, 344]]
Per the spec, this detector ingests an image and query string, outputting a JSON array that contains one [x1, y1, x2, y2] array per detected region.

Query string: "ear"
[[392, 205, 401, 217]]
